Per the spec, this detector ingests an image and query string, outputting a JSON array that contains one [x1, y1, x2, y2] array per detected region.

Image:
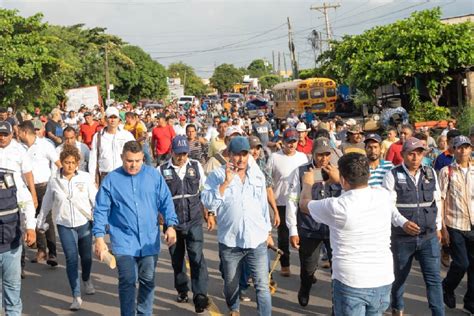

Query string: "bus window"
[[326, 87, 336, 98], [299, 90, 309, 100], [310, 88, 324, 99]]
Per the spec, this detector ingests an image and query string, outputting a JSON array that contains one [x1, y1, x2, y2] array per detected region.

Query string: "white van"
[[177, 95, 195, 106]]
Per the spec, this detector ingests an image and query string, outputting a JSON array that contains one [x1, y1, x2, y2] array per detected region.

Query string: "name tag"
[[397, 172, 407, 184], [163, 169, 173, 180]]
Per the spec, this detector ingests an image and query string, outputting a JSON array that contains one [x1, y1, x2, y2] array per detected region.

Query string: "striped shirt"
[[439, 162, 474, 231], [369, 160, 394, 187]]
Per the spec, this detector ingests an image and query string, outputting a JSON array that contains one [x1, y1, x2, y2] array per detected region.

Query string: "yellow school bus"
[[272, 77, 337, 119]]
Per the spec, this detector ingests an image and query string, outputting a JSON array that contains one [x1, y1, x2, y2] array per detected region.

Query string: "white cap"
[[345, 118, 357, 126], [225, 125, 244, 137], [105, 107, 120, 118], [296, 122, 309, 132]]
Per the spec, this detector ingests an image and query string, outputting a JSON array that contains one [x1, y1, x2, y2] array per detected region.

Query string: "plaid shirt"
[[439, 161, 474, 231]]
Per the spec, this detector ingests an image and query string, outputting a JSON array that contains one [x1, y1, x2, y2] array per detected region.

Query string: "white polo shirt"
[[22, 137, 59, 184], [0, 139, 32, 174]]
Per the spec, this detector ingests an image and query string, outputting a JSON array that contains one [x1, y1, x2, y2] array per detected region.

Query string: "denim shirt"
[[92, 165, 178, 256], [201, 163, 271, 249]]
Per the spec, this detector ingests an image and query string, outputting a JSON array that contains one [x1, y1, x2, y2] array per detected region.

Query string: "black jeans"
[[277, 206, 290, 267], [299, 236, 332, 291], [443, 226, 474, 309], [35, 183, 56, 256], [168, 224, 208, 302]]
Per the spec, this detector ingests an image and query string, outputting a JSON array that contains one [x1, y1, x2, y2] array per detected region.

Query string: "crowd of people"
[[0, 99, 472, 316]]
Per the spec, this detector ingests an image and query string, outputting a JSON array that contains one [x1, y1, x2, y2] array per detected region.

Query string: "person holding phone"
[[286, 137, 342, 307]]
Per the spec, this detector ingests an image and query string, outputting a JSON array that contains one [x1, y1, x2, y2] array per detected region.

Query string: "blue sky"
[[1, 0, 472, 77]]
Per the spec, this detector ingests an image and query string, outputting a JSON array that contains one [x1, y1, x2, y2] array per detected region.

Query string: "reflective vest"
[[160, 160, 203, 231], [391, 165, 438, 240], [297, 162, 342, 239], [0, 171, 21, 253]]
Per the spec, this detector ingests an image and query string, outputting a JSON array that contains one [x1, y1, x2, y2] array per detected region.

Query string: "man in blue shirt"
[[93, 140, 178, 316], [202, 136, 273, 316]]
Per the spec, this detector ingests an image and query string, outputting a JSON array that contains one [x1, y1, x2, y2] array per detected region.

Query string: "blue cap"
[[364, 133, 382, 144], [172, 135, 189, 154], [228, 136, 250, 154], [283, 128, 298, 142]]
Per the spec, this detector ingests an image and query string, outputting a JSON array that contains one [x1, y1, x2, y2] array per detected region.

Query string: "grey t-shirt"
[[252, 121, 272, 146]]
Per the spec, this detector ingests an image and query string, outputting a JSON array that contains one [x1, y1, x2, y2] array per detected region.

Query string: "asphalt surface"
[[21, 226, 469, 315]]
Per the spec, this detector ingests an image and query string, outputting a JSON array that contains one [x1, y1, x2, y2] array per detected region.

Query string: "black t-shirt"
[[45, 120, 63, 146]]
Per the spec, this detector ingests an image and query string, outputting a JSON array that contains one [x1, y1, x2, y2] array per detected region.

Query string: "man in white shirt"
[[56, 126, 90, 172], [299, 153, 408, 315], [88, 107, 134, 185], [268, 128, 308, 276], [18, 120, 61, 266]]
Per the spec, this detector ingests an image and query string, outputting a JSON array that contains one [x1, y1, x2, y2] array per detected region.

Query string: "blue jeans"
[[57, 222, 93, 297], [115, 254, 158, 316], [219, 242, 271, 315], [0, 245, 22, 316], [442, 227, 474, 309], [168, 224, 208, 301], [143, 142, 152, 166], [391, 236, 444, 315], [332, 279, 391, 316]]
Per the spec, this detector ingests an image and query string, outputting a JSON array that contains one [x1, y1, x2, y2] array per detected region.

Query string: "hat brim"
[[404, 145, 427, 152], [314, 148, 331, 154], [364, 138, 381, 143], [454, 141, 472, 148], [173, 149, 189, 154], [283, 137, 298, 143]]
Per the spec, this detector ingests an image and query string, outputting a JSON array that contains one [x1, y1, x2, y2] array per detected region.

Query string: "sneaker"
[[443, 285, 455, 308], [83, 279, 95, 295], [47, 255, 58, 267], [280, 266, 290, 277], [70, 297, 82, 311], [239, 294, 251, 302], [31, 250, 47, 263], [194, 294, 209, 314], [177, 292, 188, 303]]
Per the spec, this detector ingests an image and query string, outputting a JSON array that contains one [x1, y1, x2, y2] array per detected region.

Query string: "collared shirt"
[[0, 140, 32, 174], [157, 158, 206, 188], [201, 163, 271, 249], [434, 150, 454, 172], [56, 142, 90, 172], [92, 165, 178, 256], [12, 172, 36, 230], [439, 161, 474, 231], [38, 170, 97, 228], [385, 141, 404, 166], [296, 137, 313, 155], [368, 159, 394, 188], [383, 163, 442, 230], [88, 128, 135, 178], [22, 137, 59, 184]]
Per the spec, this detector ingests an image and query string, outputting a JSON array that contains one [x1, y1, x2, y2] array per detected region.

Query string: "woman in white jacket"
[[37, 144, 97, 311]]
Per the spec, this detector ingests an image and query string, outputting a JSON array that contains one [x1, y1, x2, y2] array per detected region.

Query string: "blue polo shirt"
[[434, 151, 454, 171]]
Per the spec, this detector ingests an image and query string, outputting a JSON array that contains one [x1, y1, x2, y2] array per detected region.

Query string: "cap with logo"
[[347, 124, 363, 134], [228, 136, 250, 154], [364, 133, 382, 144], [172, 135, 190, 154], [402, 137, 426, 152], [452, 135, 472, 148], [345, 118, 357, 127], [105, 107, 120, 118], [0, 121, 12, 135], [296, 122, 309, 132], [283, 128, 298, 143], [225, 125, 244, 137], [312, 137, 332, 154], [248, 136, 262, 148]]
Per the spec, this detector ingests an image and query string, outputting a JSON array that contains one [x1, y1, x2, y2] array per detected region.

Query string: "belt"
[[172, 193, 199, 200], [396, 202, 433, 208], [0, 208, 19, 217]]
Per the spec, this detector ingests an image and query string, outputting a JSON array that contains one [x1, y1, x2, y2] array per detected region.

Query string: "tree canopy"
[[210, 64, 242, 94], [168, 62, 208, 96], [246, 59, 272, 78]]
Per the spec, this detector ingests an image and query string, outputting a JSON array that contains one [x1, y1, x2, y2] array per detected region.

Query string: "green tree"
[[168, 62, 207, 96], [318, 8, 474, 106], [259, 74, 280, 90], [210, 64, 242, 94], [247, 59, 271, 78]]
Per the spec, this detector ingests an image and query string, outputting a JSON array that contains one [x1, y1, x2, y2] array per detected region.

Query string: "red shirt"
[[297, 137, 313, 155], [152, 125, 176, 155], [79, 122, 99, 149], [386, 140, 404, 166]]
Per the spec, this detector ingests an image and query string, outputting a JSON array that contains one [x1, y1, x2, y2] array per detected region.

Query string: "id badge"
[[4, 173, 15, 189]]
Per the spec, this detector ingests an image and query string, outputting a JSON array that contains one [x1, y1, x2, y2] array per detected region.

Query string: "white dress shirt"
[[0, 139, 32, 174], [22, 137, 59, 184]]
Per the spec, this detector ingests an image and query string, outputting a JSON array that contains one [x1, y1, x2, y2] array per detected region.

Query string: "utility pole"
[[277, 51, 281, 76], [310, 2, 340, 49], [287, 17, 299, 79], [272, 50, 276, 74], [104, 45, 110, 103], [283, 53, 288, 75]]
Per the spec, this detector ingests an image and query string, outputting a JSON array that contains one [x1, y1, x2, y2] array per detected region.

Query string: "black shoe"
[[443, 286, 455, 309], [194, 294, 209, 314], [47, 255, 58, 267], [177, 292, 188, 303], [298, 287, 310, 307]]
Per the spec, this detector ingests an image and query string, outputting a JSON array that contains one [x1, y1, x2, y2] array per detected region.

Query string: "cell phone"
[[313, 168, 324, 182]]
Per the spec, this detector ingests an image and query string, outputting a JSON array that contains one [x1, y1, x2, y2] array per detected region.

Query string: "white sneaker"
[[83, 279, 95, 295], [70, 297, 82, 311]]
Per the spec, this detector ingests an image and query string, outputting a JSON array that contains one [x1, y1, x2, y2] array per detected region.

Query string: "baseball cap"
[[318, 122, 329, 131], [283, 128, 298, 143], [172, 135, 190, 154], [364, 133, 382, 144], [257, 111, 265, 117], [402, 137, 427, 152], [0, 121, 12, 135], [228, 136, 250, 154], [225, 125, 244, 137], [296, 122, 309, 132], [179, 115, 186, 121], [345, 118, 357, 127], [105, 107, 119, 118], [248, 136, 262, 148], [84, 111, 92, 117], [452, 135, 472, 148], [347, 124, 363, 134], [32, 119, 43, 130], [312, 137, 332, 154]]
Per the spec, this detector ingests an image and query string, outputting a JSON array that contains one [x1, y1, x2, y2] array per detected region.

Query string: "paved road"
[[22, 227, 468, 315]]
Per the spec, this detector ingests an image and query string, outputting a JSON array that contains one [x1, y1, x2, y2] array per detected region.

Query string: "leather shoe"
[[47, 254, 58, 267], [443, 286, 455, 308], [298, 287, 310, 307]]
